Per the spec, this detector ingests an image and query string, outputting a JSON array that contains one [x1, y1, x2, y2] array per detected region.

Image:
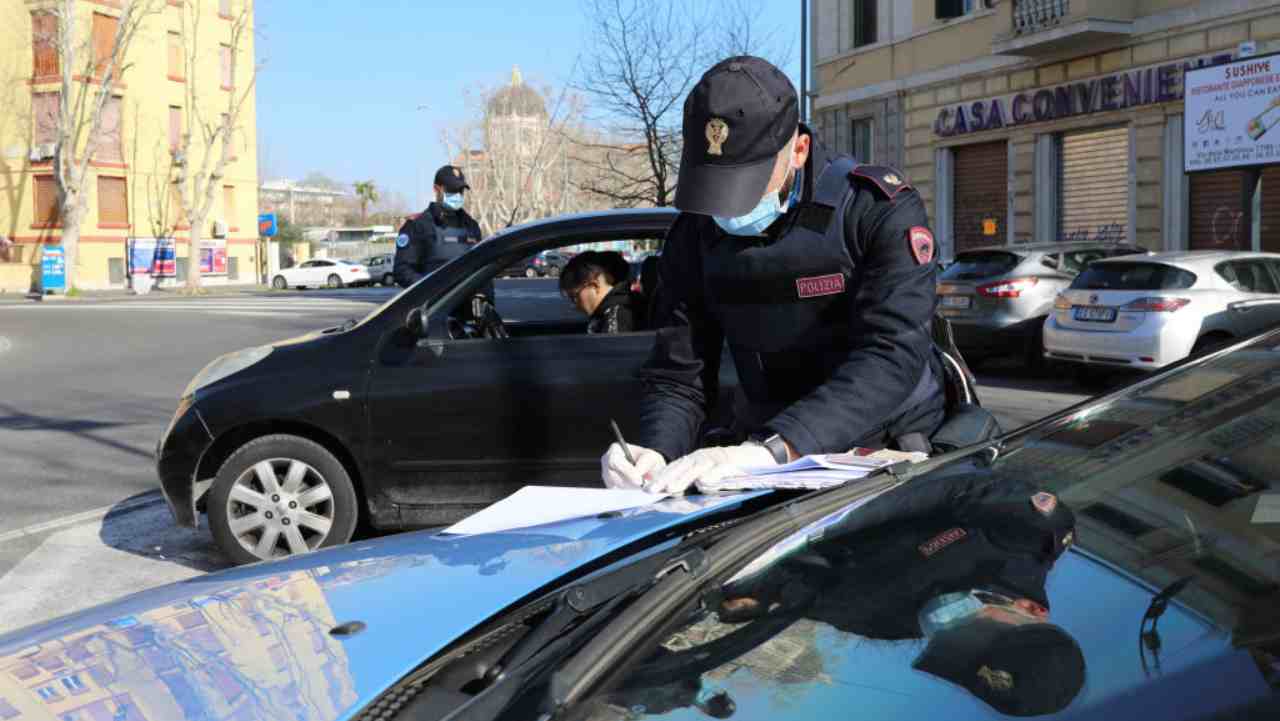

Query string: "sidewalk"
[[0, 283, 268, 305]]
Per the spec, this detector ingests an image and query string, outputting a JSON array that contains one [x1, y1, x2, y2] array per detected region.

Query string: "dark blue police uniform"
[[637, 131, 948, 461], [392, 201, 484, 289]]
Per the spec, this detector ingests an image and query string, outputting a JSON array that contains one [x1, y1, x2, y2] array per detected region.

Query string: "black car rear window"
[[1070, 262, 1197, 290], [940, 251, 1021, 280]]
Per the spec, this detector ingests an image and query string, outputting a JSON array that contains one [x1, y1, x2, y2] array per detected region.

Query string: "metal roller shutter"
[[952, 141, 1008, 253], [1059, 127, 1129, 243], [1261, 166, 1280, 253], [1189, 170, 1246, 250]]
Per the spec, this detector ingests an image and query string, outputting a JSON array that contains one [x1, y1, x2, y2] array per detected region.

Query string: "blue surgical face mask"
[[443, 192, 465, 211], [713, 163, 802, 237]]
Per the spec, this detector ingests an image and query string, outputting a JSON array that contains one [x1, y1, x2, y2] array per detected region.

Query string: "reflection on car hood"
[[0, 495, 758, 721]]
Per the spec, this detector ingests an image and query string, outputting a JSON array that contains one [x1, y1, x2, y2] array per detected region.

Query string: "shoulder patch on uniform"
[[1031, 492, 1058, 516], [909, 226, 935, 265], [850, 165, 913, 200], [396, 234, 410, 249], [919, 527, 968, 558]]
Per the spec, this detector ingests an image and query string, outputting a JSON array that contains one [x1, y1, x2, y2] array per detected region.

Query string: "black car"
[[157, 208, 750, 564], [499, 250, 572, 278]]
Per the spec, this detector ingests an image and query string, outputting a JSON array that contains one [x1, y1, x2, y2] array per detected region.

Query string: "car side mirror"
[[405, 308, 430, 337]]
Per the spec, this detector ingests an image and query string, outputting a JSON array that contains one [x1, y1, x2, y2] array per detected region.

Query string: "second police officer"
[[604, 56, 951, 493], [393, 164, 484, 288]]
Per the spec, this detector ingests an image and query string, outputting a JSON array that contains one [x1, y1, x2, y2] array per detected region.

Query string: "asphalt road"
[[0, 281, 1096, 631]]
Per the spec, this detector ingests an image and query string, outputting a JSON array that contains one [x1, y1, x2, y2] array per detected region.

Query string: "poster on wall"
[[128, 238, 177, 276], [1185, 53, 1280, 172]]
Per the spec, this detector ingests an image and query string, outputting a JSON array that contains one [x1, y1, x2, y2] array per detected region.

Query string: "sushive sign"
[[934, 50, 1236, 137]]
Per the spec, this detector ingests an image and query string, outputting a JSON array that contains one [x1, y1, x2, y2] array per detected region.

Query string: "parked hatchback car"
[[158, 209, 747, 564], [937, 242, 1147, 367], [22, 327, 1280, 721], [364, 254, 395, 286], [1044, 250, 1280, 371], [272, 258, 372, 289]]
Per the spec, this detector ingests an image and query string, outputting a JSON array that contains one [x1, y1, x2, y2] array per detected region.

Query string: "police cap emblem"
[[706, 118, 729, 156], [396, 233, 410, 249], [977, 666, 1015, 692], [884, 173, 901, 185], [1031, 492, 1058, 516]]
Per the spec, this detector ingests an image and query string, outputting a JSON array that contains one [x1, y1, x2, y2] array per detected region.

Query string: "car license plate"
[[1073, 306, 1117, 322], [940, 295, 971, 309]]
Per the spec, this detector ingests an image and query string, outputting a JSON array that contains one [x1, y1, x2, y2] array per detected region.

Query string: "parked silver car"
[[1044, 250, 1280, 371], [363, 253, 394, 286], [937, 242, 1147, 367]]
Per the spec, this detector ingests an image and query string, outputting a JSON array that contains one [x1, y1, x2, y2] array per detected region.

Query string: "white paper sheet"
[[442, 486, 671, 535], [701, 450, 928, 493]]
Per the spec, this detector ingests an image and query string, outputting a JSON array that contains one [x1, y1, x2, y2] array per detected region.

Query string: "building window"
[[169, 106, 182, 151], [91, 13, 119, 79], [852, 117, 873, 163], [32, 12, 59, 81], [851, 0, 876, 49], [937, 0, 977, 20], [0, 698, 18, 720], [93, 95, 123, 164], [33, 92, 59, 147], [167, 31, 184, 81], [1058, 126, 1130, 244], [60, 674, 87, 694], [220, 44, 232, 89], [98, 176, 128, 227], [34, 176, 59, 227], [36, 686, 61, 703], [223, 184, 236, 229]]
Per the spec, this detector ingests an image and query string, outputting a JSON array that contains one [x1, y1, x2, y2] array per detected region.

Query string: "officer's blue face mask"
[[443, 192, 465, 211], [713, 159, 802, 237]]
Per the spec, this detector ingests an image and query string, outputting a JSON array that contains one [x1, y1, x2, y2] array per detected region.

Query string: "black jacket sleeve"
[[765, 187, 940, 454], [636, 214, 724, 462], [393, 216, 434, 288]]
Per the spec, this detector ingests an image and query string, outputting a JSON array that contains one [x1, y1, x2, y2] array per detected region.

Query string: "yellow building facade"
[[0, 0, 261, 293], [812, 0, 1280, 259]]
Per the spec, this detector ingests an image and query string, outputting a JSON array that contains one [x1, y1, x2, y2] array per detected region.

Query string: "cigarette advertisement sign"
[[1185, 53, 1280, 172]]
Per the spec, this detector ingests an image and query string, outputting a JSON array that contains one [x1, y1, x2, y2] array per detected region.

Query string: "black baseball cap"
[[913, 620, 1086, 717], [676, 56, 800, 217], [434, 165, 470, 193]]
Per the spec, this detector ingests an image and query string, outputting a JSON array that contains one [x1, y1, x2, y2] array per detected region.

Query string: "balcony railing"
[[1013, 0, 1069, 35]]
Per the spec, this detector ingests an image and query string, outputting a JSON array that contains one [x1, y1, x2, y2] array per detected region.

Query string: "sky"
[[252, 0, 803, 210]]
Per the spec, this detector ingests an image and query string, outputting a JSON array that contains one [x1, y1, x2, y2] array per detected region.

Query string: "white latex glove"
[[602, 443, 667, 490], [644, 443, 776, 495]]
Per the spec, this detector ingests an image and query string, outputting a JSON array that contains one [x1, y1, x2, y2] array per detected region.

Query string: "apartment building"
[[811, 1, 1280, 259], [0, 0, 260, 292]]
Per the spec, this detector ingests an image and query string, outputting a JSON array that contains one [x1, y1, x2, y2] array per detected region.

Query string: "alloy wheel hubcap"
[[225, 458, 335, 559]]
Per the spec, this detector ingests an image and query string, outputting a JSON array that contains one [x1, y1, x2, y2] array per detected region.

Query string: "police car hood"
[[0, 494, 762, 721]]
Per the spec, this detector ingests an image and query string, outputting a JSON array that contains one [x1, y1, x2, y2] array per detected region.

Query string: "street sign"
[[982, 218, 998, 236], [41, 245, 65, 293], [258, 213, 277, 237]]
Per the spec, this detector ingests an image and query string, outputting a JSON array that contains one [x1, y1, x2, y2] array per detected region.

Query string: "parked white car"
[[1044, 250, 1280, 371], [272, 259, 371, 289]]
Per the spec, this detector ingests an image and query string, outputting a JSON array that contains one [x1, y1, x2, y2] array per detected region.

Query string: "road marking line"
[[0, 336, 10, 354], [0, 491, 164, 545]]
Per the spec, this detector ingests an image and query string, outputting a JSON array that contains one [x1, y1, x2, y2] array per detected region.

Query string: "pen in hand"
[[610, 419, 637, 465]]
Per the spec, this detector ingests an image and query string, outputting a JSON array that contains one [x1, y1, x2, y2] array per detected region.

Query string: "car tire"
[[548, 266, 561, 278], [327, 274, 343, 289], [272, 275, 287, 290], [1023, 321, 1047, 372], [525, 267, 538, 278], [208, 434, 358, 565], [1191, 333, 1232, 359], [382, 273, 394, 287]]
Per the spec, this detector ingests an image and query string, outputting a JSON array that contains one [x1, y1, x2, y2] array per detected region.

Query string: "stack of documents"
[[700, 448, 928, 493]]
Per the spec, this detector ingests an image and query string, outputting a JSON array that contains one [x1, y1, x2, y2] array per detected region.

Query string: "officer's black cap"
[[434, 165, 470, 193], [676, 56, 799, 217], [913, 620, 1086, 717]]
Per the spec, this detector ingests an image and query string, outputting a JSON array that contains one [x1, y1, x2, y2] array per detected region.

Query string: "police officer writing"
[[393, 165, 484, 288], [603, 56, 947, 494]]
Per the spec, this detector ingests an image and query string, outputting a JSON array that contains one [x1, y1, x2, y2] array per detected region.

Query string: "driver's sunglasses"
[[564, 285, 586, 305]]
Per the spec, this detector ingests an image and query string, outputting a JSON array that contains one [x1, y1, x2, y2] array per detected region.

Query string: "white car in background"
[[1044, 250, 1280, 371], [272, 258, 372, 289]]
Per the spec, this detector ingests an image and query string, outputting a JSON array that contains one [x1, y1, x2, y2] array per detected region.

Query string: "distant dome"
[[487, 65, 546, 118]]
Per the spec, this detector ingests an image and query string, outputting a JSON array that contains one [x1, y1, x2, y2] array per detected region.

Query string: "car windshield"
[[556, 331, 1280, 721], [1071, 262, 1198, 290], [940, 251, 1022, 280]]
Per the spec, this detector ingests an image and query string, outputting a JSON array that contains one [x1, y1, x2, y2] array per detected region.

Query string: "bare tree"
[[572, 0, 794, 208], [36, 0, 163, 291], [126, 99, 181, 283], [172, 0, 259, 293]]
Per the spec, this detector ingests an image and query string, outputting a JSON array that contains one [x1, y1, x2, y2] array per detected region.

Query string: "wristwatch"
[[751, 433, 791, 464]]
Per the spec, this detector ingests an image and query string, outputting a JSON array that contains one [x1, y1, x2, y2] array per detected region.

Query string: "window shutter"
[[35, 176, 59, 225], [223, 185, 236, 226], [937, 0, 966, 20], [855, 0, 877, 47], [98, 176, 128, 225], [91, 13, 118, 78], [220, 0, 232, 16], [169, 106, 182, 150], [220, 45, 232, 88], [93, 96, 123, 163], [167, 32, 183, 80], [33, 93, 59, 146], [32, 12, 59, 79]]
